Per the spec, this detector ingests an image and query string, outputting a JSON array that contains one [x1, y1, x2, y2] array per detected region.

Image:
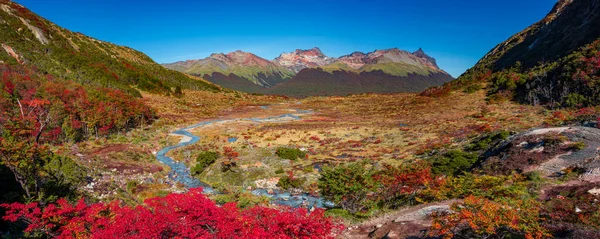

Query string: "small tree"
[[429, 150, 478, 176], [318, 161, 377, 213], [191, 151, 219, 176], [173, 86, 183, 98], [221, 147, 238, 172], [277, 171, 304, 190]]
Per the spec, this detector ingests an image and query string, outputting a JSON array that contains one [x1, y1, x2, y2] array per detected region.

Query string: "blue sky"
[[15, 0, 557, 77]]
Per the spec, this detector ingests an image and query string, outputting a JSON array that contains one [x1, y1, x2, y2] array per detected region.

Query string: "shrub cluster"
[[1, 189, 342, 238], [275, 147, 306, 161], [191, 151, 220, 176]]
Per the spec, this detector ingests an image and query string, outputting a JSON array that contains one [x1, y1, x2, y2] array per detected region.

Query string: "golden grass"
[[161, 89, 547, 191]]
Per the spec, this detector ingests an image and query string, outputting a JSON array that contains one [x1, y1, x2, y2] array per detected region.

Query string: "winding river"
[[156, 109, 333, 208]]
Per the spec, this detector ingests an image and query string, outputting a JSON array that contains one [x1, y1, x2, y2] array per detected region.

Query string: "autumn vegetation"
[[4, 1, 600, 238], [0, 64, 153, 200], [1, 189, 342, 238], [0, 63, 342, 237], [429, 39, 600, 109]]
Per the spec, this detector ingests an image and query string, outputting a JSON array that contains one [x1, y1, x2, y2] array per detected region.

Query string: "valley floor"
[[59, 89, 560, 237]]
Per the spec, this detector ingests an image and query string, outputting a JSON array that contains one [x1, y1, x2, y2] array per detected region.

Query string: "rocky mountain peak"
[[202, 51, 271, 67], [274, 47, 334, 73], [348, 51, 367, 57], [413, 48, 425, 55], [294, 47, 324, 56], [412, 48, 439, 69], [543, 0, 574, 23], [335, 48, 441, 70]]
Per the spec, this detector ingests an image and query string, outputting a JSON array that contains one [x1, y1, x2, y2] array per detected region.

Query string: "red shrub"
[[1, 189, 342, 239]]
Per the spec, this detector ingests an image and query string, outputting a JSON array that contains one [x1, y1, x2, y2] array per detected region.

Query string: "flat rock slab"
[[340, 200, 460, 239], [393, 205, 452, 223], [491, 127, 600, 181]]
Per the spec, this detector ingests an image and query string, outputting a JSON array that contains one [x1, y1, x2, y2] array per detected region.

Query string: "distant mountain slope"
[[0, 0, 219, 97], [330, 48, 447, 76], [269, 48, 453, 97], [199, 72, 266, 94], [162, 51, 294, 87], [267, 68, 453, 97], [448, 0, 600, 107], [165, 47, 453, 96]]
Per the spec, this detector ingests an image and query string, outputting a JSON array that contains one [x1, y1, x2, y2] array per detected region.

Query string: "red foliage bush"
[[223, 146, 239, 159], [309, 135, 321, 141], [1, 189, 342, 239], [372, 162, 433, 207], [0, 65, 154, 143], [541, 184, 600, 232]]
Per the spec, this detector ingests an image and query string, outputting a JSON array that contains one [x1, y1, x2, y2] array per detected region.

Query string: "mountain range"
[[163, 47, 454, 97]]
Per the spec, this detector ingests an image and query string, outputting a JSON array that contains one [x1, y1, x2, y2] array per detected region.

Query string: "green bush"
[[274, 168, 285, 174], [427, 173, 533, 201], [126, 180, 138, 194], [429, 150, 478, 176], [277, 174, 304, 190], [43, 155, 87, 201], [564, 93, 587, 108], [324, 208, 367, 223], [191, 151, 220, 176], [524, 171, 543, 182], [173, 86, 183, 98], [302, 165, 314, 173], [275, 147, 306, 161], [568, 141, 586, 151], [213, 192, 269, 208], [542, 134, 567, 147], [466, 131, 510, 152], [463, 83, 482, 94], [318, 161, 377, 213]]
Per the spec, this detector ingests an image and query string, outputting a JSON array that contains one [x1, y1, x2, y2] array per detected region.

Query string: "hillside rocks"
[[340, 200, 460, 239], [1, 43, 21, 63], [480, 126, 600, 182], [18, 15, 48, 45]]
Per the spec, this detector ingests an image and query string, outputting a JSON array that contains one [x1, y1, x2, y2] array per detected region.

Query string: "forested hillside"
[[0, 0, 220, 97]]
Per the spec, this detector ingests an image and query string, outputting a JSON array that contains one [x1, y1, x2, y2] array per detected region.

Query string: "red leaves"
[[373, 162, 433, 197], [572, 50, 600, 86], [1, 189, 342, 239], [21, 98, 50, 108], [0, 65, 154, 143], [97, 123, 114, 136], [223, 146, 239, 160], [1, 71, 14, 95]]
